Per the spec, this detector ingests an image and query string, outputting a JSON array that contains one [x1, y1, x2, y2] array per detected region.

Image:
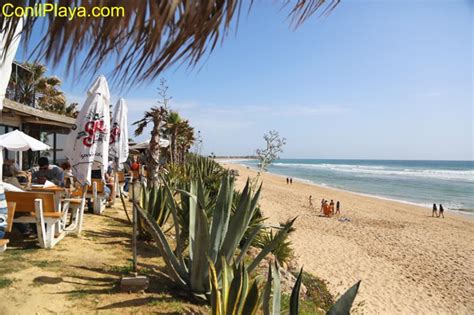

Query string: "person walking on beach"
[[336, 201, 340, 215], [290, 178, 293, 185], [432, 203, 438, 217], [439, 204, 444, 218], [323, 200, 331, 216], [309, 195, 313, 208], [286, 177, 289, 185]]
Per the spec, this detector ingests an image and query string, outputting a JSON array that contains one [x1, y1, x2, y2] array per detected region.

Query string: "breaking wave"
[[272, 162, 474, 182]]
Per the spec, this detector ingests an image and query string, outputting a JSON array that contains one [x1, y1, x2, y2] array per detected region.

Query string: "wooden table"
[[29, 186, 67, 212]]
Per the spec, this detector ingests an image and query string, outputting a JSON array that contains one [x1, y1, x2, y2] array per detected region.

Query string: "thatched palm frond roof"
[[1, 0, 339, 85]]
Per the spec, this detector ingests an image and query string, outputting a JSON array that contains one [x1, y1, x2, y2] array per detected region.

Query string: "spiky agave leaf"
[[326, 281, 361, 315], [262, 264, 273, 315], [209, 258, 260, 315], [209, 175, 234, 262], [235, 224, 262, 265], [290, 267, 304, 315], [241, 281, 260, 315], [219, 179, 261, 263], [271, 262, 281, 315], [227, 263, 245, 314], [189, 202, 210, 293], [209, 258, 222, 315], [134, 202, 188, 287]]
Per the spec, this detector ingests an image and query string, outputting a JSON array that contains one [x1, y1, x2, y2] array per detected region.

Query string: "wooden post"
[[132, 178, 137, 275]]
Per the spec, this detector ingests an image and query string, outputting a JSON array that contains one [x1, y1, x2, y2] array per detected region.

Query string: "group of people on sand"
[[321, 199, 340, 217], [432, 204, 445, 218], [286, 177, 293, 184], [308, 195, 341, 217]]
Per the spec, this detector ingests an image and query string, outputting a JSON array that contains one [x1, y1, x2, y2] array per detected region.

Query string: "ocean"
[[234, 159, 474, 214]]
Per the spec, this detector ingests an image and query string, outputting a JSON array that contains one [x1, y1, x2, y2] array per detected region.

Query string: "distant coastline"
[[214, 156, 257, 160], [224, 158, 474, 215]]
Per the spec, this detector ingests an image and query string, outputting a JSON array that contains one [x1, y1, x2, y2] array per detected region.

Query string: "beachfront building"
[[0, 61, 74, 169]]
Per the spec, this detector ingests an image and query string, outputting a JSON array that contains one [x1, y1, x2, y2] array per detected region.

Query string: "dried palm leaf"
[[0, 1, 339, 85]]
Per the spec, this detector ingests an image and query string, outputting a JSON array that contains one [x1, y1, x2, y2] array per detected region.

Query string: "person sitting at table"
[[105, 161, 115, 205], [32, 157, 64, 186], [2, 164, 22, 189], [122, 162, 131, 193], [60, 161, 73, 188]]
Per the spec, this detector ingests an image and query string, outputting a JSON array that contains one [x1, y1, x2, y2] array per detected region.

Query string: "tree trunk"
[[147, 116, 162, 185], [172, 129, 178, 164]]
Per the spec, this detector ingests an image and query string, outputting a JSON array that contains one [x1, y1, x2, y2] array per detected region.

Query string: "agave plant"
[[209, 258, 361, 315], [184, 154, 229, 194], [135, 174, 295, 299], [209, 258, 262, 315], [140, 182, 171, 227]]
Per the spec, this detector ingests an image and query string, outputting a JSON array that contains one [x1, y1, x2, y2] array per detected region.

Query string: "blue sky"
[[16, 0, 473, 160]]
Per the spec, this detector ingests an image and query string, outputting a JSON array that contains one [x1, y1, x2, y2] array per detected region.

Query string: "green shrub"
[[254, 219, 296, 265]]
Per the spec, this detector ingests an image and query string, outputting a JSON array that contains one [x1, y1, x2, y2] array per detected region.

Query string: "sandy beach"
[[225, 162, 474, 314]]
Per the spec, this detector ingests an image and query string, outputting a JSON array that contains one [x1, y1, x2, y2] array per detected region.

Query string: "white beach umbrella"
[[0, 129, 51, 180], [0, 129, 50, 239], [109, 98, 129, 168], [0, 19, 23, 111], [0, 130, 50, 151], [65, 75, 111, 185]]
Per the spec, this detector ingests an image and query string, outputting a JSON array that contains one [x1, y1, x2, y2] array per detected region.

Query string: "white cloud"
[[66, 93, 349, 154]]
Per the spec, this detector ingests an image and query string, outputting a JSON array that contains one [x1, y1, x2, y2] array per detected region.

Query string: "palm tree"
[[11, 62, 78, 117], [165, 111, 182, 164], [133, 106, 169, 183], [175, 120, 195, 164], [64, 102, 79, 118], [1, 1, 339, 85]]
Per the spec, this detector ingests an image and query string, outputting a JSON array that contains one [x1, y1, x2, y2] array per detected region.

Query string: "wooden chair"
[[131, 170, 140, 180], [87, 179, 107, 215], [115, 171, 126, 196], [116, 171, 126, 184], [6, 202, 16, 233], [5, 191, 65, 249], [0, 202, 15, 253], [61, 185, 88, 235]]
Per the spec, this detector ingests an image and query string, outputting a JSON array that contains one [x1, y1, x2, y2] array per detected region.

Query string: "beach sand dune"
[[227, 163, 474, 314]]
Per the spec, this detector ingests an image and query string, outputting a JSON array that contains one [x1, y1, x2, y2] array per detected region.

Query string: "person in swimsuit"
[[432, 203, 438, 217], [323, 200, 331, 216], [438, 204, 444, 218], [309, 195, 313, 208], [336, 201, 340, 215]]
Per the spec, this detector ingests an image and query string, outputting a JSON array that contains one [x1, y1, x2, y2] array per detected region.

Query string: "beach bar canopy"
[[130, 139, 170, 151], [0, 130, 50, 179]]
